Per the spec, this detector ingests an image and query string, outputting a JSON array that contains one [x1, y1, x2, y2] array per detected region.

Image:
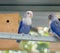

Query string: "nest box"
[[0, 13, 21, 50]]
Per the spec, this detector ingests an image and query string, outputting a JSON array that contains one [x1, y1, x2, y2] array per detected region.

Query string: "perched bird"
[[48, 14, 60, 39], [16, 11, 33, 43]]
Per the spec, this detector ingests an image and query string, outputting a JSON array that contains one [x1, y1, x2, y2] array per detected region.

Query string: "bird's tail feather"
[[16, 40, 21, 43]]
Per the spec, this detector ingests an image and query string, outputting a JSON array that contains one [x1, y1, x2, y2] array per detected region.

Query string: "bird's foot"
[[22, 33, 25, 36], [53, 34, 60, 40]]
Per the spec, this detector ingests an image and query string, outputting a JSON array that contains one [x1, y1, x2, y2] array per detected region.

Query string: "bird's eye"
[[27, 12, 29, 14], [58, 18, 60, 21]]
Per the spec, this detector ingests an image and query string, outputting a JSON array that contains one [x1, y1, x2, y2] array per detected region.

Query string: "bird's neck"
[[22, 17, 32, 25]]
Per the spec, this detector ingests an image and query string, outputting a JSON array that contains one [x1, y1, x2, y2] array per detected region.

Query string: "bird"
[[48, 14, 60, 39], [16, 11, 33, 43]]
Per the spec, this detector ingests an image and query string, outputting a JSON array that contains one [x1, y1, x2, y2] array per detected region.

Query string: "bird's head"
[[48, 14, 58, 21], [25, 11, 33, 18]]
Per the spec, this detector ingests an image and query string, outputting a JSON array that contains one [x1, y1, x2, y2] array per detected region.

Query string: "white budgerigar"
[[48, 14, 60, 39], [16, 11, 33, 43]]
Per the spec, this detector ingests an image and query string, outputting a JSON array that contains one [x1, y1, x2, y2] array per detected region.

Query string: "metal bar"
[[0, 6, 60, 11], [0, 4, 60, 6], [0, 32, 59, 42]]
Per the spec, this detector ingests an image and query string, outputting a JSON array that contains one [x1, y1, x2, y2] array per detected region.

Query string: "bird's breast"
[[22, 18, 32, 25], [20, 23, 31, 34]]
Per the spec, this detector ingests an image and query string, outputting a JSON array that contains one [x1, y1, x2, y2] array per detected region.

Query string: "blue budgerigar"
[[48, 14, 60, 39], [16, 11, 33, 43]]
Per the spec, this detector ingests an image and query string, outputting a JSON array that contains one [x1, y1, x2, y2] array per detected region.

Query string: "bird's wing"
[[18, 21, 23, 33], [50, 20, 60, 36]]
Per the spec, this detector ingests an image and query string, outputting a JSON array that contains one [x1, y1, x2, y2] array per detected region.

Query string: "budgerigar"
[[48, 14, 60, 39], [16, 11, 33, 43]]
